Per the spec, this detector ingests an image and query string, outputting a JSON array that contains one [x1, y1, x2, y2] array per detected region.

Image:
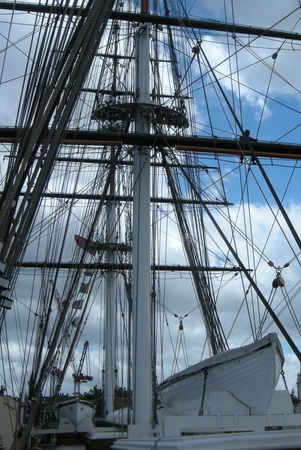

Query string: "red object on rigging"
[[74, 235, 96, 256]]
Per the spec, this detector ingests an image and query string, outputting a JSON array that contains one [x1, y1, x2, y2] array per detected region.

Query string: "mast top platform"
[[92, 102, 189, 131]]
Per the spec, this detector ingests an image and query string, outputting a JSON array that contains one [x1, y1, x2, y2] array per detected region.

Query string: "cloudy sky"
[[1, 0, 301, 404]]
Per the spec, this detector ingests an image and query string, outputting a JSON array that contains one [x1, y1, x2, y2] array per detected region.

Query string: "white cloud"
[[183, 1, 301, 140]]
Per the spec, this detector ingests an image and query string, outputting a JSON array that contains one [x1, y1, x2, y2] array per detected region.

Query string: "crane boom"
[[73, 341, 93, 396]]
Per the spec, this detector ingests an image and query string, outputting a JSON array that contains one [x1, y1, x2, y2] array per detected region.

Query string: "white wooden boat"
[[56, 398, 95, 431], [157, 333, 284, 416]]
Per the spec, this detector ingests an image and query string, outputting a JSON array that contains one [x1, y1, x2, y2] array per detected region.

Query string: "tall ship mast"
[[1, 0, 301, 448]]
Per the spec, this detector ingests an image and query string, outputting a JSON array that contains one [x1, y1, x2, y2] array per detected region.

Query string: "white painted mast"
[[104, 161, 117, 415], [131, 0, 153, 427]]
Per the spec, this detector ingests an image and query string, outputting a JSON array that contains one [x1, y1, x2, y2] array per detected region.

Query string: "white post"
[[104, 201, 117, 415], [104, 153, 117, 414], [132, 23, 153, 427]]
